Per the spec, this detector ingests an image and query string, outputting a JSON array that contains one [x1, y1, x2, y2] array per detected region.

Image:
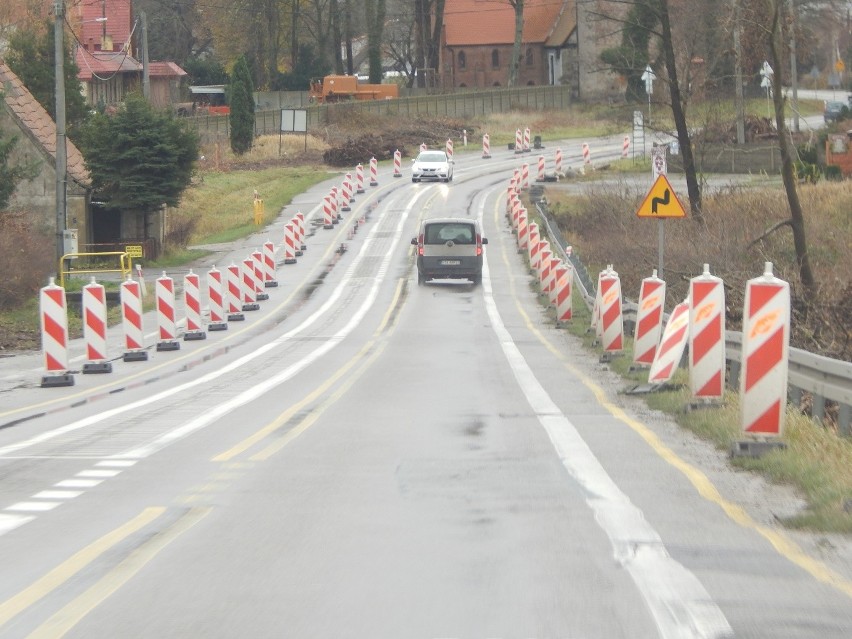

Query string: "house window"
[[458, 51, 466, 70], [491, 49, 499, 68], [526, 48, 534, 66]]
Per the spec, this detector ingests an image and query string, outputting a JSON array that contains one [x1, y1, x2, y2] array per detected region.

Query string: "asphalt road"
[[0, 135, 851, 638]]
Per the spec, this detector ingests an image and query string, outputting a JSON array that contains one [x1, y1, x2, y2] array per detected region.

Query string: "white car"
[[411, 150, 454, 183]]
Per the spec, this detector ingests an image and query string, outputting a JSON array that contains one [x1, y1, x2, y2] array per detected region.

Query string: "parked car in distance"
[[411, 218, 487, 285], [411, 150, 454, 183], [824, 100, 847, 123]]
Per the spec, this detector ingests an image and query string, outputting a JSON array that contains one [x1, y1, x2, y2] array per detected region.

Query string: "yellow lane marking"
[[26, 507, 210, 639], [215, 278, 405, 462], [0, 507, 165, 629], [492, 194, 852, 599]]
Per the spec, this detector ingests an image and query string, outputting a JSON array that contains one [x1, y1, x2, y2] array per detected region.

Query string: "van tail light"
[[418, 234, 424, 256], [476, 234, 483, 256]]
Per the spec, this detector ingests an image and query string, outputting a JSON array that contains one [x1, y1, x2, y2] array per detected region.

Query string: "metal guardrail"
[[533, 200, 852, 435]]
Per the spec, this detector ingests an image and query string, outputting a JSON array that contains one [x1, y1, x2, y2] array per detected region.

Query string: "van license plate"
[[441, 260, 461, 265]]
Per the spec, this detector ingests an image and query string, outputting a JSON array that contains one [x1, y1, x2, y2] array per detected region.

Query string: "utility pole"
[[733, 0, 745, 144], [141, 11, 150, 100], [789, 0, 799, 133], [54, 0, 67, 276]]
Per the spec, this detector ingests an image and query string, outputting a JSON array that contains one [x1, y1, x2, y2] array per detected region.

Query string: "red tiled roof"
[[443, 0, 569, 46], [75, 47, 142, 81], [70, 0, 134, 52], [0, 62, 90, 188], [148, 61, 187, 78]]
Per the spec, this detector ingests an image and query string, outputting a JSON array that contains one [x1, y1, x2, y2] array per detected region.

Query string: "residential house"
[[71, 0, 187, 110], [440, 0, 623, 100], [0, 61, 92, 246]]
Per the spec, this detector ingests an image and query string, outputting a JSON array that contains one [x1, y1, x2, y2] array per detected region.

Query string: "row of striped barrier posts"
[[633, 262, 791, 442]]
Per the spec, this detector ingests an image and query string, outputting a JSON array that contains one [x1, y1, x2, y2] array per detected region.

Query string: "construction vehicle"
[[308, 75, 399, 104]]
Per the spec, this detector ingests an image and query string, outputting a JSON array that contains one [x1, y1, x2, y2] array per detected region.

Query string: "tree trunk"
[[365, 0, 387, 83], [767, 1, 816, 297], [658, 0, 703, 221]]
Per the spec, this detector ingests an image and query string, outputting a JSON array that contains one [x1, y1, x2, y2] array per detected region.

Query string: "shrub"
[[0, 212, 54, 306], [824, 165, 843, 181]]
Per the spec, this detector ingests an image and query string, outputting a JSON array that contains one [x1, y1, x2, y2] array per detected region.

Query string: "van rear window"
[[425, 223, 474, 245]]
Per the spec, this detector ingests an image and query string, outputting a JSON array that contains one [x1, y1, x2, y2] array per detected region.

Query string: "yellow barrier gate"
[[59, 252, 133, 288]]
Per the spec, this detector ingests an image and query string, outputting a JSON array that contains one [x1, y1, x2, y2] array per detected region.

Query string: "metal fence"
[[187, 85, 575, 143]]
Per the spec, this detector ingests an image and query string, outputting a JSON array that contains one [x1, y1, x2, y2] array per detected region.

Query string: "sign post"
[[641, 65, 655, 123], [759, 61, 773, 119]]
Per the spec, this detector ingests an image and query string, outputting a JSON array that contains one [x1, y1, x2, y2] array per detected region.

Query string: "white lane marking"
[[118, 189, 423, 460], [0, 190, 423, 462], [54, 479, 103, 489], [478, 192, 733, 639], [33, 491, 83, 500], [6, 501, 60, 512], [75, 470, 121, 478], [95, 460, 136, 468], [0, 513, 34, 535]]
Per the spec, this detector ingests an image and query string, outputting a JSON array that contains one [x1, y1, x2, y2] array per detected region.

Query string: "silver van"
[[410, 217, 488, 285]]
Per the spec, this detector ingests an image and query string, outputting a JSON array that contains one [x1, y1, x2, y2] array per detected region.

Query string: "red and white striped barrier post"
[[283, 223, 297, 264], [599, 266, 624, 355], [582, 142, 591, 167], [633, 270, 666, 367], [322, 195, 335, 230], [555, 148, 563, 174], [120, 276, 148, 361], [482, 133, 491, 159], [330, 187, 340, 221], [521, 163, 530, 189], [183, 270, 207, 341], [547, 256, 560, 306], [369, 156, 379, 186], [241, 258, 260, 312], [341, 177, 352, 211], [523, 127, 531, 152], [538, 243, 552, 292], [740, 262, 790, 435], [226, 263, 245, 321], [512, 199, 522, 231], [648, 300, 690, 384], [82, 277, 112, 373], [262, 239, 279, 285], [155, 272, 180, 351], [346, 173, 355, 202], [517, 207, 528, 252], [39, 278, 73, 386], [251, 251, 269, 301], [393, 150, 402, 177], [555, 261, 573, 324], [689, 264, 725, 400], [445, 138, 454, 160], [355, 163, 365, 193], [514, 128, 523, 154], [295, 212, 306, 252], [622, 135, 630, 159], [527, 223, 541, 272], [420, 142, 427, 152], [536, 155, 545, 182], [206, 266, 228, 331], [591, 270, 603, 337]]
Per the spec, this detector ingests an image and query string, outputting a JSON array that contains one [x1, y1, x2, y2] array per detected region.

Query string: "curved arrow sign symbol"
[[651, 188, 670, 214]]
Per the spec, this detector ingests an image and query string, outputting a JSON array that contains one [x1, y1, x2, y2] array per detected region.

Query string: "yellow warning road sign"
[[636, 174, 687, 218]]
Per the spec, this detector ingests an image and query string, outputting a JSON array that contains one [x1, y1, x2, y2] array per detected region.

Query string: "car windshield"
[[425, 223, 474, 244], [418, 152, 446, 163]]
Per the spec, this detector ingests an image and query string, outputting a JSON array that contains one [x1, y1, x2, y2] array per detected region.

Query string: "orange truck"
[[309, 75, 399, 103]]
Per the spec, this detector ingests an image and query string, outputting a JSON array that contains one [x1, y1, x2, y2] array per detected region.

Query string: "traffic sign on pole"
[[636, 175, 687, 218]]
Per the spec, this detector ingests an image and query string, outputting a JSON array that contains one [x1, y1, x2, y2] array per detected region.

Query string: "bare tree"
[[414, 0, 445, 88]]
